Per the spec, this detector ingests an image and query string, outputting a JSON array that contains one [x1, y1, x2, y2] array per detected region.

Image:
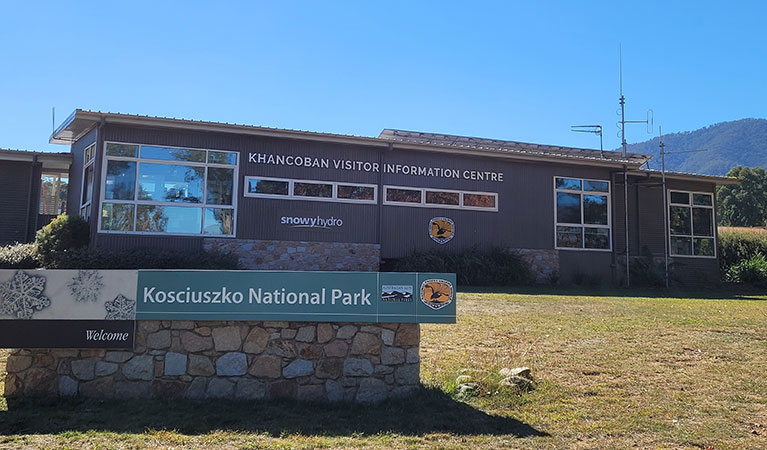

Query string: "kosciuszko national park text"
[[142, 286, 372, 306]]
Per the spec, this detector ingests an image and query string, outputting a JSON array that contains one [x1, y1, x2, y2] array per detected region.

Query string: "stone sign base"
[[3, 320, 420, 403]]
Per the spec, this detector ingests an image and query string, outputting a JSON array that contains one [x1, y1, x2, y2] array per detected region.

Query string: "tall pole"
[[660, 127, 669, 288], [619, 48, 631, 287]]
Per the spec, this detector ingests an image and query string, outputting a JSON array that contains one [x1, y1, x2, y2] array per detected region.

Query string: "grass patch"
[[3, 286, 767, 449]]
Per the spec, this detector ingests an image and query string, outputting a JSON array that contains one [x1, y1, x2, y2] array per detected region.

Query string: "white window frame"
[[382, 185, 498, 212], [553, 177, 612, 252], [98, 141, 239, 237], [244, 176, 378, 204], [667, 190, 716, 259], [80, 143, 96, 220]]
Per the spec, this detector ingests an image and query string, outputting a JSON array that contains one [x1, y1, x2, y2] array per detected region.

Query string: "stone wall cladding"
[[3, 321, 420, 403], [203, 239, 381, 272], [515, 248, 559, 284]]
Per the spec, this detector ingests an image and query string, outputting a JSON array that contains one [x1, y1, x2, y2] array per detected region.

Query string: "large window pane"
[[206, 167, 234, 205], [556, 226, 582, 248], [105, 160, 136, 200], [584, 227, 610, 249], [101, 203, 134, 231], [671, 236, 692, 255], [386, 188, 421, 203], [106, 143, 138, 157], [583, 180, 609, 192], [140, 146, 205, 163], [555, 178, 581, 191], [338, 185, 374, 201], [694, 238, 715, 256], [556, 192, 581, 224], [583, 194, 608, 225], [208, 151, 237, 165], [693, 193, 713, 206], [40, 174, 68, 215], [463, 193, 496, 208], [670, 191, 690, 205], [248, 178, 288, 195], [82, 165, 94, 205], [294, 182, 332, 198], [669, 206, 691, 235], [204, 208, 234, 235], [426, 191, 460, 206], [138, 163, 204, 203], [692, 207, 713, 237], [136, 205, 202, 233]]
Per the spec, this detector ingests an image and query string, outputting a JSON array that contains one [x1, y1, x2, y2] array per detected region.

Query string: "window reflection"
[[556, 192, 581, 224], [138, 163, 204, 203], [206, 168, 234, 205], [141, 146, 206, 162], [386, 188, 422, 203], [105, 161, 136, 200], [294, 182, 332, 198], [338, 185, 374, 201], [247, 179, 289, 195], [101, 203, 134, 231], [204, 208, 234, 235], [136, 205, 202, 233]]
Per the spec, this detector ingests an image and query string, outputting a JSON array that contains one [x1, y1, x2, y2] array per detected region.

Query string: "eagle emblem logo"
[[420, 279, 453, 310], [429, 217, 454, 244]]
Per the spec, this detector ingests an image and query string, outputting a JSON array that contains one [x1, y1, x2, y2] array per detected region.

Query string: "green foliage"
[[716, 166, 767, 227], [41, 247, 239, 270], [725, 254, 767, 285], [718, 228, 767, 274], [34, 215, 90, 259], [386, 246, 532, 286], [0, 243, 39, 269]]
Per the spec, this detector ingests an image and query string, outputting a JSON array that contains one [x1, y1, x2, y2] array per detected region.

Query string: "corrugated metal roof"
[[638, 169, 739, 184]]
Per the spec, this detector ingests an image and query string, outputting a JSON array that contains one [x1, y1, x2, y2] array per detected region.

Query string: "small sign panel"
[[429, 217, 455, 244]]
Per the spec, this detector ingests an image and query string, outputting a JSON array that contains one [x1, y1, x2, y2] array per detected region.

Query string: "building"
[[46, 109, 736, 285]]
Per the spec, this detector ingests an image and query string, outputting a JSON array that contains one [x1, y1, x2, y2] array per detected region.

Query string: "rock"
[[195, 327, 212, 336], [325, 379, 344, 402], [343, 358, 374, 377], [297, 384, 324, 402], [51, 349, 79, 358], [171, 321, 195, 329], [511, 367, 532, 379], [188, 354, 215, 376], [105, 351, 134, 363], [336, 325, 358, 340], [153, 380, 186, 398], [235, 379, 266, 400], [317, 324, 334, 343], [381, 347, 405, 365], [355, 378, 388, 404], [406, 348, 420, 363], [263, 321, 289, 328], [248, 355, 283, 378], [24, 369, 58, 396], [122, 355, 154, 381], [71, 359, 97, 381], [165, 352, 187, 376], [6, 355, 33, 373], [216, 352, 247, 376], [324, 340, 348, 357], [394, 324, 420, 346], [351, 333, 381, 355], [206, 378, 234, 399], [283, 359, 313, 378], [95, 361, 118, 377], [146, 330, 171, 349], [394, 364, 419, 385], [295, 326, 316, 342], [456, 382, 478, 398], [184, 377, 207, 400], [213, 326, 242, 351], [316, 358, 343, 379], [381, 329, 395, 346], [500, 375, 535, 391], [181, 331, 214, 352], [360, 326, 381, 335], [59, 375, 78, 396], [297, 343, 324, 359], [33, 353, 54, 368], [80, 377, 115, 398], [57, 359, 70, 375], [138, 321, 161, 334], [391, 385, 419, 399], [266, 340, 297, 358], [79, 349, 106, 358], [269, 380, 296, 399], [374, 365, 394, 375], [281, 328, 297, 339], [3, 374, 22, 397], [243, 327, 269, 353], [455, 375, 472, 384]]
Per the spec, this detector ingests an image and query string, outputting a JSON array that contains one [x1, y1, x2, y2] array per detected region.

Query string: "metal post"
[[660, 127, 669, 288]]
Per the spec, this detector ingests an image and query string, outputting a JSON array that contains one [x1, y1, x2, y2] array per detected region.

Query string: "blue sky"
[[1, 1, 765, 153]]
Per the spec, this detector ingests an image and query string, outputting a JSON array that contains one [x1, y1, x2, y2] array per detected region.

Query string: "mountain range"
[[620, 118, 767, 176]]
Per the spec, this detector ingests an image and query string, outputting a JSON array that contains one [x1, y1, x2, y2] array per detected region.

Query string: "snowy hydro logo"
[[280, 216, 343, 229]]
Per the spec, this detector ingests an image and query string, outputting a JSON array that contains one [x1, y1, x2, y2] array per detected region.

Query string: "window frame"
[[667, 189, 716, 259], [553, 176, 612, 252], [244, 176, 378, 204], [80, 143, 96, 220], [40, 172, 69, 215], [98, 141, 238, 237], [382, 185, 498, 212]]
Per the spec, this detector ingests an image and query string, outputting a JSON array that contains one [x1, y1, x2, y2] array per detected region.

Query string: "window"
[[668, 190, 715, 257], [554, 177, 611, 250], [39, 173, 69, 215], [383, 186, 498, 211], [80, 143, 96, 220], [244, 177, 377, 204], [99, 142, 238, 236]]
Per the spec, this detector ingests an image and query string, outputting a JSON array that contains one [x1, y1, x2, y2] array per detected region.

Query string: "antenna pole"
[[619, 45, 630, 287], [660, 126, 669, 288], [52, 107, 55, 134]]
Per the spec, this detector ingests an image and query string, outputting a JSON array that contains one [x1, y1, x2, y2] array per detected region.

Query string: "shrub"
[[718, 227, 767, 274], [35, 215, 90, 259], [0, 243, 39, 269], [725, 253, 767, 285], [41, 247, 239, 270], [386, 246, 532, 286]]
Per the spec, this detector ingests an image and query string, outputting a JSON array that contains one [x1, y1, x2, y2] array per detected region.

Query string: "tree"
[[716, 166, 767, 227]]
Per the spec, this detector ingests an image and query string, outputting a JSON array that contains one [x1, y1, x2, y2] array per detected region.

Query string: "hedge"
[[718, 227, 767, 274]]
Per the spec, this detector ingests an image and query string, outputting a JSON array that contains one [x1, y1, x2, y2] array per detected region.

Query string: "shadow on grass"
[[0, 386, 547, 438]]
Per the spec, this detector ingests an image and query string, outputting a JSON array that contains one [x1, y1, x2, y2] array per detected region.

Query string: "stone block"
[[343, 358, 373, 377], [195, 327, 212, 337], [6, 355, 32, 373], [243, 327, 269, 353], [105, 351, 134, 363], [406, 348, 420, 363], [3, 374, 22, 397], [248, 355, 282, 378], [33, 353, 54, 368], [295, 325, 316, 342], [391, 385, 419, 399], [374, 365, 394, 375], [266, 340, 297, 358], [381, 347, 405, 365], [235, 379, 266, 400], [206, 378, 235, 399], [115, 381, 153, 398], [216, 352, 247, 376], [138, 321, 161, 334], [336, 325, 357, 340], [23, 369, 57, 396], [165, 352, 188, 376], [317, 323, 334, 343], [188, 354, 215, 376], [80, 377, 115, 398], [325, 379, 344, 402], [153, 380, 187, 398], [297, 384, 324, 402], [147, 330, 171, 349], [213, 326, 242, 351], [394, 324, 420, 346], [268, 380, 296, 399], [297, 343, 323, 359], [324, 340, 348, 358], [381, 329, 395, 346], [355, 378, 388, 404], [283, 359, 313, 378], [351, 333, 381, 355], [281, 328, 297, 339], [184, 377, 207, 400], [71, 359, 97, 381], [122, 355, 155, 381], [59, 375, 78, 396], [395, 364, 419, 385], [181, 331, 214, 352], [316, 358, 343, 379], [95, 361, 118, 377], [171, 321, 195, 329]]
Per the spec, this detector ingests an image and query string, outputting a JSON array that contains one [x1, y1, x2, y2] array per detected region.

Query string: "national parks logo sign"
[[419, 278, 454, 310], [429, 217, 454, 244]]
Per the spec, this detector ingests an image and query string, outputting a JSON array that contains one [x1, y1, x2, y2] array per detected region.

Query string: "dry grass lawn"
[[2, 287, 767, 449]]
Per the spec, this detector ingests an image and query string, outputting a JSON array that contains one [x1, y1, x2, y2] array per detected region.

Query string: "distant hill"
[[623, 118, 767, 176]]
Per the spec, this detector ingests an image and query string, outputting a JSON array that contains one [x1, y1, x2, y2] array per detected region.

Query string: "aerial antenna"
[[52, 107, 55, 134], [571, 125, 603, 157]]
